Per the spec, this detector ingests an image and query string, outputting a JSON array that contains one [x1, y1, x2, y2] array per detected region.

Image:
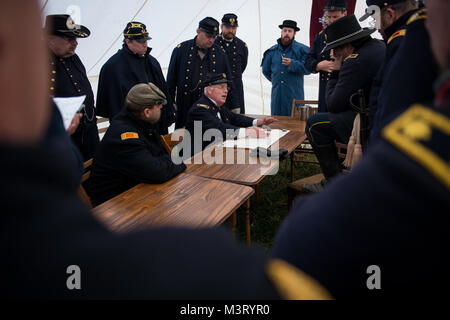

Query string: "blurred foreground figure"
[[271, 0, 450, 298], [0, 0, 330, 299]]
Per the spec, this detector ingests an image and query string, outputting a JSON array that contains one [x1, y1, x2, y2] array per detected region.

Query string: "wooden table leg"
[[232, 211, 237, 233], [245, 199, 251, 246], [290, 152, 295, 182]]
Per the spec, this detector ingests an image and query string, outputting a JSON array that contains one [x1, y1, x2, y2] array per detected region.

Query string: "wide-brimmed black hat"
[[359, 0, 407, 21], [222, 13, 239, 27], [45, 14, 90, 38], [322, 14, 375, 52], [199, 17, 220, 36], [203, 73, 232, 88], [278, 20, 300, 32], [123, 21, 151, 40], [325, 0, 347, 11]]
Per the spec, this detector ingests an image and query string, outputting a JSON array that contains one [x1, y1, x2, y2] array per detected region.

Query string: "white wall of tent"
[[40, 0, 379, 119]]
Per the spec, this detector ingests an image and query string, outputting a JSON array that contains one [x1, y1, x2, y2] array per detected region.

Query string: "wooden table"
[[246, 114, 306, 132], [91, 173, 254, 234], [184, 121, 306, 244]]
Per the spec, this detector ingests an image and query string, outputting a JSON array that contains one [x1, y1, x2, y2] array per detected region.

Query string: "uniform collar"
[[220, 34, 234, 43], [384, 9, 417, 41], [122, 43, 152, 58], [124, 110, 158, 133], [193, 36, 210, 54]]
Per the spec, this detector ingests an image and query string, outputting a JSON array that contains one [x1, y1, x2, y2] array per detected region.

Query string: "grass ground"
[[233, 153, 321, 251]]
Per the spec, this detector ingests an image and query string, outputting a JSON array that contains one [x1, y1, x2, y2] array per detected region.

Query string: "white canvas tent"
[[40, 0, 377, 116]]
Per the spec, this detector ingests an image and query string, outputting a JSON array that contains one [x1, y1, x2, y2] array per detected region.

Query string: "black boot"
[[303, 143, 341, 193]]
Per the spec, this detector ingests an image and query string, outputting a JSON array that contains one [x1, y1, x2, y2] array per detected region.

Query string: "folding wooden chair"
[[160, 128, 185, 155], [284, 99, 319, 178], [97, 117, 109, 139], [78, 158, 93, 208]]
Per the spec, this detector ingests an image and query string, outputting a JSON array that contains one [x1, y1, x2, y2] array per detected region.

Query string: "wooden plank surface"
[[245, 114, 306, 132], [92, 173, 254, 233], [185, 146, 279, 185], [184, 123, 306, 185]]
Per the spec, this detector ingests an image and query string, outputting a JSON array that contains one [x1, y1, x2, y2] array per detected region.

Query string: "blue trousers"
[[306, 113, 342, 146]]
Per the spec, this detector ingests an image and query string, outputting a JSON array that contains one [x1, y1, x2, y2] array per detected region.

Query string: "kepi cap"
[[222, 13, 238, 27], [199, 17, 220, 36], [123, 21, 151, 41]]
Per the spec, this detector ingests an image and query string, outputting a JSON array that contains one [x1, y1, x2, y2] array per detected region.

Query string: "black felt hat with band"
[[278, 20, 300, 31], [123, 21, 151, 41], [222, 13, 239, 27], [322, 14, 375, 52], [45, 14, 90, 38], [325, 0, 348, 11], [199, 17, 220, 36]]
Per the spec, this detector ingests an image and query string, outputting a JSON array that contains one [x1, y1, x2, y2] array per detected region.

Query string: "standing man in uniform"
[[96, 22, 175, 135], [45, 14, 99, 160], [167, 17, 238, 129], [360, 0, 439, 142], [215, 14, 248, 114], [261, 20, 310, 116], [306, 0, 347, 113], [89, 83, 186, 206], [303, 15, 385, 192]]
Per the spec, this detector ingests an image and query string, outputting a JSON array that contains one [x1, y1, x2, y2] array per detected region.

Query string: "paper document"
[[221, 129, 289, 149], [53, 95, 86, 130]]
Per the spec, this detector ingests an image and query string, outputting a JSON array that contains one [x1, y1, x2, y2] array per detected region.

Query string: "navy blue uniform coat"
[[305, 30, 332, 113], [185, 95, 254, 156], [89, 110, 186, 206], [96, 45, 176, 135], [215, 35, 249, 113], [167, 38, 238, 129], [326, 38, 385, 142]]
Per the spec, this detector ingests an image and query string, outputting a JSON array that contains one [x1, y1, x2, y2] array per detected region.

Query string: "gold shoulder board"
[[387, 29, 406, 45], [382, 104, 450, 190], [197, 104, 210, 110], [407, 8, 427, 25], [344, 53, 359, 61]]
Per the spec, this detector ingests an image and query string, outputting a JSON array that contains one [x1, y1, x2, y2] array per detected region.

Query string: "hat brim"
[[278, 24, 300, 31], [321, 27, 375, 53], [222, 22, 239, 27], [55, 25, 91, 38], [204, 78, 232, 88], [199, 27, 219, 36]]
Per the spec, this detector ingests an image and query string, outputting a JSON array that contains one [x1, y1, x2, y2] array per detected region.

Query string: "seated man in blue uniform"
[[184, 73, 277, 157], [45, 14, 100, 160], [303, 14, 385, 192], [272, 0, 450, 298], [305, 0, 347, 113], [89, 83, 186, 206], [96, 22, 176, 135]]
